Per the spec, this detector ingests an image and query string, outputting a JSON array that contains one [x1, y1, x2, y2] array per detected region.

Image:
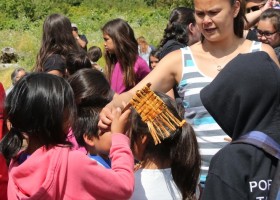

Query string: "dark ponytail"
[[170, 123, 201, 199], [0, 127, 23, 161]]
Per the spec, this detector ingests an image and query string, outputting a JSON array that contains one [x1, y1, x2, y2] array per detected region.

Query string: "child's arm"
[[68, 108, 134, 199]]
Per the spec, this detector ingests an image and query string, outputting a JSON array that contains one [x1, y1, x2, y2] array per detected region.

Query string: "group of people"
[[0, 0, 280, 199]]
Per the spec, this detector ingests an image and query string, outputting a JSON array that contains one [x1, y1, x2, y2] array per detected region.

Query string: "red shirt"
[[0, 82, 6, 140]]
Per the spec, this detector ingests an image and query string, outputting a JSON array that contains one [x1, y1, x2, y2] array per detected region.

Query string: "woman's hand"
[[111, 107, 131, 134], [98, 103, 114, 131]]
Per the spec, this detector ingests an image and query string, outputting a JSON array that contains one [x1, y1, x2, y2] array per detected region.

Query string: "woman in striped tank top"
[[99, 0, 280, 196]]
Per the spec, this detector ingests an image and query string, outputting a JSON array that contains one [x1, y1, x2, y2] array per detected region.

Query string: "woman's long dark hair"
[[0, 73, 76, 160], [102, 18, 138, 89], [159, 7, 196, 47], [129, 92, 201, 200], [34, 14, 79, 72]]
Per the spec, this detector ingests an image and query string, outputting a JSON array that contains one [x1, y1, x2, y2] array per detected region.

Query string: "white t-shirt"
[[130, 168, 182, 200]]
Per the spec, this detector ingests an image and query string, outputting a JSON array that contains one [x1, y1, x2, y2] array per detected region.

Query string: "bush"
[[1, 0, 190, 88]]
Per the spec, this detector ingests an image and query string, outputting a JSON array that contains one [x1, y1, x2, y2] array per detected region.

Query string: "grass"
[[0, 6, 169, 90]]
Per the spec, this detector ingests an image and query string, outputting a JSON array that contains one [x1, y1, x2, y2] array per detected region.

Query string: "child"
[[34, 14, 80, 77], [65, 50, 92, 77], [87, 46, 103, 71], [68, 68, 114, 168], [200, 52, 280, 199], [128, 92, 201, 200], [102, 18, 150, 94], [148, 49, 161, 70], [0, 73, 134, 199]]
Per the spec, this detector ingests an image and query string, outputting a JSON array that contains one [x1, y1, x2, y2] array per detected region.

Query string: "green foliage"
[[0, 0, 194, 88]]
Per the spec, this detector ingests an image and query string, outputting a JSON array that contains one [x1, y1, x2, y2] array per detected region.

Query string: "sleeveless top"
[[178, 41, 262, 182]]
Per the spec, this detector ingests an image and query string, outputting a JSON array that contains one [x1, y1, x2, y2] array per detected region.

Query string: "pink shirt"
[[110, 56, 150, 94], [8, 133, 134, 200]]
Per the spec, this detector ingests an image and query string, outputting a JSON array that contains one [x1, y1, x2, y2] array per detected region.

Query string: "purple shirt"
[[110, 56, 150, 94]]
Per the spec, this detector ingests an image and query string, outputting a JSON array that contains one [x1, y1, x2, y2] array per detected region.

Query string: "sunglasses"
[[246, 3, 265, 13]]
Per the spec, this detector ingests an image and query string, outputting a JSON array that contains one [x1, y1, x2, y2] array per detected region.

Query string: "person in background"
[[102, 18, 150, 94], [71, 23, 88, 51], [244, 0, 278, 41], [69, 68, 114, 169], [200, 51, 280, 200], [34, 14, 80, 77], [65, 50, 92, 77], [257, 8, 280, 62], [158, 7, 201, 60], [1, 73, 134, 199], [137, 36, 153, 66], [129, 92, 200, 200], [87, 46, 103, 71], [158, 7, 200, 100], [5, 67, 27, 95], [149, 49, 161, 70]]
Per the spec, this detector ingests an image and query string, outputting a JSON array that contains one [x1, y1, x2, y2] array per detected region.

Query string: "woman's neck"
[[202, 35, 244, 56]]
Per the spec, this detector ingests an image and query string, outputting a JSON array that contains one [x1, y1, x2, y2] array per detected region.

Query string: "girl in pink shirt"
[[102, 18, 150, 94], [1, 73, 134, 200]]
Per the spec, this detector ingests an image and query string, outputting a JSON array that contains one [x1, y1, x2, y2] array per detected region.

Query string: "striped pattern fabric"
[[177, 41, 262, 182]]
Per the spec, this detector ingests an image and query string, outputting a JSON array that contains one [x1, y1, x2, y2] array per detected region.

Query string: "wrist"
[[75, 36, 80, 40]]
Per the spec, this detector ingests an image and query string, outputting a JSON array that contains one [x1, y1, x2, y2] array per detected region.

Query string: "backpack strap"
[[232, 131, 280, 159], [232, 131, 280, 200]]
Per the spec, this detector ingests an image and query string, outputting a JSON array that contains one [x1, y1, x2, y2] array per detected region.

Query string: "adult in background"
[[158, 7, 201, 60], [137, 36, 153, 66], [257, 8, 280, 62], [244, 0, 278, 41], [72, 23, 88, 51], [34, 14, 80, 77], [5, 67, 27, 95]]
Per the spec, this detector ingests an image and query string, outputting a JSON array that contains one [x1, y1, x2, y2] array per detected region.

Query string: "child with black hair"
[[102, 18, 150, 94], [87, 46, 103, 71], [128, 92, 201, 200], [65, 50, 92, 77], [0, 73, 134, 199], [68, 68, 114, 168], [148, 49, 161, 70]]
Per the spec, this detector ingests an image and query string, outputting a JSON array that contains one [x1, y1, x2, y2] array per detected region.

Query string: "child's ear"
[[83, 134, 95, 147]]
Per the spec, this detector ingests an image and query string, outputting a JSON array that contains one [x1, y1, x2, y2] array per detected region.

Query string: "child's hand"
[[111, 107, 131, 134]]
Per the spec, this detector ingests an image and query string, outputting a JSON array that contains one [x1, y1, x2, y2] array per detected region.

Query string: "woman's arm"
[[99, 49, 182, 129], [244, 0, 276, 30]]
